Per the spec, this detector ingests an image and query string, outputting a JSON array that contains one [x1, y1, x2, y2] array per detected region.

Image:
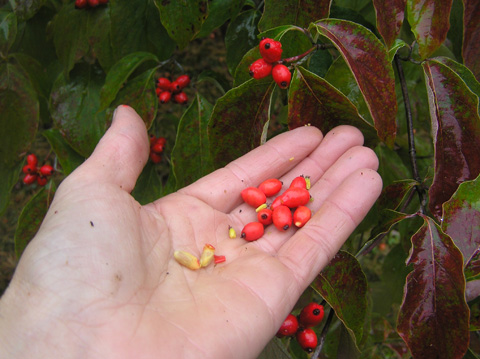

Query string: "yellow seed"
[[174, 250, 201, 270], [255, 203, 267, 212], [200, 243, 215, 267], [289, 157, 294, 161], [229, 226, 237, 239], [305, 176, 311, 190]]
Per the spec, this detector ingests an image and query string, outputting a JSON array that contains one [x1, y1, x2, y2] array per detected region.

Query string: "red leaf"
[[314, 19, 397, 147], [397, 215, 469, 359], [406, 0, 453, 59], [423, 59, 480, 219], [372, 0, 406, 48], [463, 0, 480, 81]]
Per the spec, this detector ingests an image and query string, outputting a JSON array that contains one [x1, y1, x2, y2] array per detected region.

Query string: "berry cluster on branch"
[[149, 135, 166, 164], [74, 0, 108, 9], [22, 154, 55, 186], [156, 74, 190, 105]]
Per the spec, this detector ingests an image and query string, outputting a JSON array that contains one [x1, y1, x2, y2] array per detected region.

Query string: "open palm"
[[0, 106, 382, 359]]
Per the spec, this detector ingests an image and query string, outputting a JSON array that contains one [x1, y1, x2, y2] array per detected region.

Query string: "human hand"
[[0, 105, 382, 359]]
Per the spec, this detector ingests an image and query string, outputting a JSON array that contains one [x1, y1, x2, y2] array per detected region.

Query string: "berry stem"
[[280, 43, 332, 65], [311, 307, 335, 359]]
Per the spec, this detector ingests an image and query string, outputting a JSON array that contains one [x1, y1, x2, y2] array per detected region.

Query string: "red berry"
[[289, 176, 307, 189], [296, 328, 318, 353], [87, 0, 99, 7], [156, 137, 166, 146], [151, 142, 165, 154], [259, 38, 283, 63], [258, 178, 282, 197], [276, 314, 299, 338], [75, 0, 87, 8], [175, 74, 190, 89], [149, 152, 162, 163], [241, 187, 267, 208], [293, 206, 311, 228], [249, 58, 273, 79], [257, 208, 273, 226], [23, 173, 37, 185], [174, 91, 188, 104], [39, 165, 54, 176], [272, 64, 291, 89], [37, 176, 48, 186], [280, 187, 310, 208], [26, 154, 38, 166], [22, 164, 37, 174], [158, 91, 172, 104], [149, 134, 157, 145], [270, 196, 283, 211], [241, 222, 264, 242], [299, 302, 324, 328], [170, 80, 182, 93], [272, 205, 292, 231], [157, 77, 171, 91]]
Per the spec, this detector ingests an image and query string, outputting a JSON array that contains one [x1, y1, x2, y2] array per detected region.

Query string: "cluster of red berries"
[[22, 154, 55, 186], [249, 38, 292, 89], [74, 0, 108, 9], [156, 74, 190, 105], [239, 175, 312, 241], [149, 135, 166, 164], [276, 302, 325, 353]]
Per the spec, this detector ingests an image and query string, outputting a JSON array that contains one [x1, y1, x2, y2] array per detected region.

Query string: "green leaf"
[[99, 52, 159, 112], [313, 251, 368, 347], [171, 93, 214, 189], [313, 19, 398, 147], [8, 0, 46, 20], [287, 66, 377, 147], [257, 338, 293, 359], [14, 181, 56, 258], [196, 0, 243, 38], [154, 0, 209, 49], [463, 0, 480, 80], [406, 0, 453, 59], [49, 63, 108, 157], [131, 162, 163, 205], [0, 161, 23, 215], [43, 128, 85, 176], [258, 0, 331, 31], [372, 0, 406, 48], [377, 179, 418, 210], [196, 70, 231, 94], [423, 59, 480, 219], [397, 215, 470, 359], [208, 78, 275, 168], [0, 10, 17, 55]]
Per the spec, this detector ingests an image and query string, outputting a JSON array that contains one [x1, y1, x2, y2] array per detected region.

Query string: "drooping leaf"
[[225, 9, 261, 75], [0, 10, 17, 55], [131, 162, 163, 205], [313, 251, 368, 347], [462, 0, 480, 80], [99, 52, 159, 111], [313, 19, 397, 147], [14, 181, 56, 258], [372, 0, 406, 48], [154, 0, 208, 49], [423, 59, 480, 219], [406, 0, 453, 59], [258, 0, 331, 31], [171, 94, 214, 189], [208, 78, 275, 168], [43, 128, 85, 176], [287, 66, 377, 146], [442, 174, 480, 267], [397, 215, 470, 359], [8, 0, 46, 20], [367, 210, 415, 246], [432, 56, 480, 98], [49, 63, 108, 157], [377, 179, 419, 210], [196, 0, 243, 38]]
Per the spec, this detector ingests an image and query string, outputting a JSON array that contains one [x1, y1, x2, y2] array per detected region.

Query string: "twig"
[[311, 307, 335, 359]]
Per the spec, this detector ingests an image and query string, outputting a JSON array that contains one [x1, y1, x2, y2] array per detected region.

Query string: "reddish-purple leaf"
[[377, 179, 418, 210], [406, 0, 453, 59], [397, 215, 469, 359], [287, 66, 377, 146], [423, 59, 480, 219], [314, 19, 397, 147], [462, 0, 480, 81], [313, 251, 367, 346], [372, 0, 407, 48], [442, 174, 480, 269]]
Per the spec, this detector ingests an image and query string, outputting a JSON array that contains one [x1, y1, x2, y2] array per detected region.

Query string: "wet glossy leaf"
[[406, 0, 453, 59], [43, 128, 85, 176], [372, 0, 406, 48], [313, 19, 397, 146], [208, 78, 275, 168], [225, 9, 261, 75], [313, 251, 368, 347], [155, 0, 208, 49], [287, 66, 377, 146], [171, 94, 214, 189], [462, 0, 480, 80], [131, 162, 163, 205], [99, 52, 159, 112], [442, 174, 480, 268], [423, 59, 480, 219], [258, 0, 331, 31], [14, 181, 56, 258], [397, 215, 469, 359], [49, 64, 108, 157], [0, 10, 17, 55]]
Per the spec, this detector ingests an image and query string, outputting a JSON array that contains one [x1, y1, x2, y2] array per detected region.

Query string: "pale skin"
[[0, 105, 382, 359]]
